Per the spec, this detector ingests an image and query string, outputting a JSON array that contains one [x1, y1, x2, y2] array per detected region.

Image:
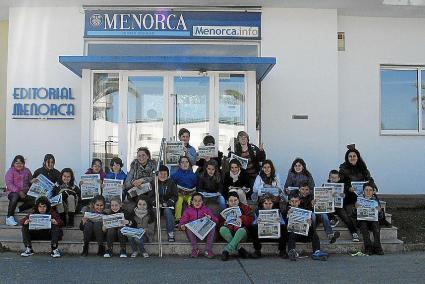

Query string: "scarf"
[[134, 207, 148, 221], [229, 170, 241, 183]]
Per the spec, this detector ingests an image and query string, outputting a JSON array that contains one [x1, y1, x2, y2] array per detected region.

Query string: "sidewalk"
[[0, 251, 424, 283]]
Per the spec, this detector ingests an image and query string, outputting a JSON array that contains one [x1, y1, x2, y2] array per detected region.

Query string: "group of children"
[[4, 128, 388, 259]]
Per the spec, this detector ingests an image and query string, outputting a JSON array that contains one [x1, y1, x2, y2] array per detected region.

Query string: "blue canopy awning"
[[59, 56, 276, 82]]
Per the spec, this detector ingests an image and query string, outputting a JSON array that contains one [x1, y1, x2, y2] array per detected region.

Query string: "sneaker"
[[103, 250, 112, 258], [51, 249, 61, 258], [120, 249, 127, 258], [329, 231, 341, 244], [142, 252, 149, 258], [352, 233, 360, 242], [204, 250, 214, 259], [20, 247, 34, 257], [250, 250, 262, 259], [130, 252, 138, 258], [6, 216, 18, 226], [168, 232, 175, 242], [190, 248, 199, 258], [238, 247, 249, 259], [330, 217, 340, 228], [288, 249, 297, 261], [311, 250, 329, 261], [221, 250, 229, 261]]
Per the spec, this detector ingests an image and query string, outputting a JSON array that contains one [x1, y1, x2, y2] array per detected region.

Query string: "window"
[[380, 67, 424, 134]]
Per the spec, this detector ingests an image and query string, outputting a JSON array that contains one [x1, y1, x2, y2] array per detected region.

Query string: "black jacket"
[[339, 162, 375, 205], [33, 167, 61, 184], [223, 170, 251, 199]]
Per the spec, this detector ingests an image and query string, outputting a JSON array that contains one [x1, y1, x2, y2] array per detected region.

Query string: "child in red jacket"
[[179, 192, 219, 258], [219, 192, 253, 261], [20, 196, 64, 258]]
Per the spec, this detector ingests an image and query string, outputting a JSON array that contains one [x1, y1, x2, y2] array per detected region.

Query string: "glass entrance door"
[[171, 75, 211, 148]]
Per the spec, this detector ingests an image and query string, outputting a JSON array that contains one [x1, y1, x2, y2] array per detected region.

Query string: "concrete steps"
[[0, 238, 404, 256]]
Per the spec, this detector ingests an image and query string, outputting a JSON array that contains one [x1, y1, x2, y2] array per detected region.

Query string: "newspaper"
[[351, 181, 367, 197], [127, 182, 152, 198], [229, 153, 248, 170], [102, 213, 125, 229], [259, 187, 281, 197], [27, 174, 54, 199], [258, 209, 280, 239], [103, 179, 123, 203], [323, 183, 344, 208], [84, 212, 104, 222], [177, 184, 196, 194], [220, 206, 242, 227], [165, 140, 184, 166], [29, 214, 51, 230], [357, 197, 379, 221], [199, 192, 221, 198], [313, 187, 335, 214], [120, 227, 145, 239], [49, 194, 63, 207], [287, 207, 312, 236], [228, 186, 251, 193], [80, 174, 101, 200], [287, 187, 299, 192], [185, 216, 216, 240], [197, 146, 218, 159]]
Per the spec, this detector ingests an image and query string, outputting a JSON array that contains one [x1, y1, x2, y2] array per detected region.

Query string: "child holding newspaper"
[[179, 192, 219, 258], [355, 182, 384, 255], [104, 157, 127, 201], [252, 159, 285, 202], [128, 196, 156, 258], [197, 159, 226, 211], [103, 197, 132, 258], [299, 181, 340, 244], [250, 194, 288, 259], [20, 196, 64, 258], [219, 192, 253, 261], [53, 168, 80, 227], [172, 156, 198, 222], [79, 195, 107, 257], [286, 193, 328, 261], [79, 159, 106, 210]]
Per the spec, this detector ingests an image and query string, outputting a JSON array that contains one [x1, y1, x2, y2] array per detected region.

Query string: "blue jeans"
[[129, 236, 146, 253], [312, 213, 333, 235], [207, 195, 226, 211], [163, 208, 175, 234]]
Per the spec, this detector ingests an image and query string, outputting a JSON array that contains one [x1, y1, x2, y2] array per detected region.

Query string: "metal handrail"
[[153, 137, 166, 257]]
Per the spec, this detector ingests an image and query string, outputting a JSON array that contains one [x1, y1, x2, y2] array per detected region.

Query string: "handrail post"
[[154, 138, 166, 257]]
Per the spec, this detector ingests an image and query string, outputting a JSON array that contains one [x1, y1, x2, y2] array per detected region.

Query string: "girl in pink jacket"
[[179, 192, 218, 258], [5, 155, 33, 226]]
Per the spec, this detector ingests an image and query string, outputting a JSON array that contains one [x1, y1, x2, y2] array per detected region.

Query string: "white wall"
[[338, 16, 425, 194], [261, 8, 339, 186], [6, 7, 84, 175], [0, 21, 8, 186]]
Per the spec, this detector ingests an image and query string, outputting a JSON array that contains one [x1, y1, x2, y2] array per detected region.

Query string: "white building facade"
[[1, 1, 425, 194]]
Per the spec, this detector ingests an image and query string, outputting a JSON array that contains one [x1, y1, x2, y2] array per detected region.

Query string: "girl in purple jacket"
[[5, 155, 33, 226], [178, 192, 219, 258]]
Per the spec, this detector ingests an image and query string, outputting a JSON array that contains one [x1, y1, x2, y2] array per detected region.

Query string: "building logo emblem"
[[90, 14, 103, 27]]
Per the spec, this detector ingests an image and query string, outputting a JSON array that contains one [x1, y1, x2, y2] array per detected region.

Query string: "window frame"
[[380, 66, 425, 136]]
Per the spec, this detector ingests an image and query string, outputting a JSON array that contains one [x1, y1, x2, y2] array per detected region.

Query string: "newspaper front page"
[[165, 141, 184, 166], [120, 227, 145, 239], [258, 209, 280, 239], [102, 179, 123, 203], [259, 187, 281, 197], [80, 174, 101, 200], [49, 194, 63, 207], [323, 183, 344, 209], [351, 181, 367, 197], [128, 182, 152, 198], [287, 207, 312, 236], [177, 184, 196, 194], [27, 174, 54, 199], [220, 206, 242, 227], [357, 197, 379, 221], [313, 187, 335, 214], [229, 153, 248, 170], [84, 212, 103, 222], [197, 146, 218, 159], [102, 213, 125, 229], [29, 214, 51, 230], [185, 216, 216, 240]]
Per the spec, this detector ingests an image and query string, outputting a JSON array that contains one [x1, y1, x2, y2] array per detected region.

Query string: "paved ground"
[[0, 251, 424, 283]]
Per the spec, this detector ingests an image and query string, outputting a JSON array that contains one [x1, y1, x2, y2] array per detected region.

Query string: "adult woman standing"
[[231, 131, 266, 187]]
